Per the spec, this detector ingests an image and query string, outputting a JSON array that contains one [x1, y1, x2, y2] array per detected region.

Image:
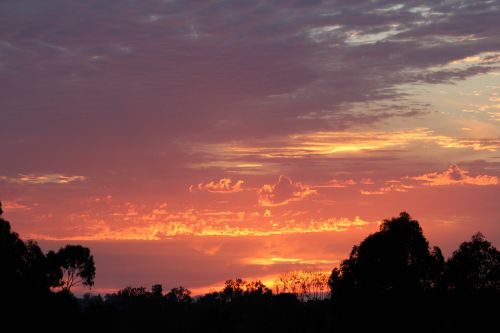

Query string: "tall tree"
[[0, 202, 28, 294], [329, 212, 444, 302]]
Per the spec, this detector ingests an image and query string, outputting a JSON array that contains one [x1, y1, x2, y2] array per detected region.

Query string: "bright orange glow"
[[27, 215, 371, 240], [243, 257, 337, 266]]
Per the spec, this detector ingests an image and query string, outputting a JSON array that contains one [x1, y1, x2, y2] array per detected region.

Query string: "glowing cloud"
[[410, 164, 499, 186], [200, 128, 499, 163], [360, 181, 415, 195], [361, 164, 499, 195], [258, 176, 317, 207], [2, 201, 30, 210], [244, 257, 337, 266], [0, 174, 86, 184], [192, 178, 245, 193], [317, 179, 356, 188], [25, 200, 370, 240]]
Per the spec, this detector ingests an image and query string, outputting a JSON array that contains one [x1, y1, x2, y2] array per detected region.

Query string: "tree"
[[166, 286, 192, 303], [223, 278, 245, 301], [329, 212, 443, 302], [49, 245, 96, 291], [0, 203, 52, 295], [151, 284, 163, 297], [244, 280, 272, 296], [445, 232, 499, 293], [1, 207, 29, 295], [116, 286, 149, 297]]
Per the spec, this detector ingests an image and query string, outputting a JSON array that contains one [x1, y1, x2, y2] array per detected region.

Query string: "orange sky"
[[1, 0, 499, 294]]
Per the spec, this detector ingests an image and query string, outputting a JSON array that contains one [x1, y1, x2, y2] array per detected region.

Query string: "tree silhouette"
[[444, 232, 499, 293], [1, 205, 29, 294], [49, 245, 96, 291], [244, 280, 271, 296], [329, 212, 444, 302], [166, 286, 192, 303], [151, 284, 163, 297], [0, 203, 52, 296], [223, 278, 246, 301], [116, 286, 149, 297]]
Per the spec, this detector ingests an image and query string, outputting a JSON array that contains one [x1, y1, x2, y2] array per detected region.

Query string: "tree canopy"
[[48, 245, 96, 291], [329, 212, 444, 301], [445, 232, 500, 293]]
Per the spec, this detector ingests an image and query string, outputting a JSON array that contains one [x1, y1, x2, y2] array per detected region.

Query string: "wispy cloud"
[[243, 257, 338, 266], [2, 200, 30, 210], [316, 179, 356, 188], [360, 181, 415, 195], [0, 174, 86, 184], [198, 128, 499, 163]]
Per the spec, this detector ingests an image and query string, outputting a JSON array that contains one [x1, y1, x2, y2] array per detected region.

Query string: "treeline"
[[1, 203, 499, 332]]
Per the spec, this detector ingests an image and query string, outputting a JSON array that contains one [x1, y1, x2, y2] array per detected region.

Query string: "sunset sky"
[[1, 0, 499, 295]]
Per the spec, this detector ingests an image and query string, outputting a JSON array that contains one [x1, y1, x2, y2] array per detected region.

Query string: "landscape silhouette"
[[1, 202, 498, 332]]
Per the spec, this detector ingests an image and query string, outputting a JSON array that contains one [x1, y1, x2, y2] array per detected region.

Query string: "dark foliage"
[[328, 212, 444, 303], [48, 244, 96, 291], [444, 232, 500, 293]]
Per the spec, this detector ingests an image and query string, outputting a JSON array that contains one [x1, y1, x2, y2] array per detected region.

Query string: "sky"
[[1, 0, 499, 295]]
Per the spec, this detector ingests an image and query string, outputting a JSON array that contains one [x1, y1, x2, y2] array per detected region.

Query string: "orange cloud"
[[26, 199, 370, 240], [258, 175, 317, 206], [410, 164, 499, 186], [317, 179, 356, 188], [192, 178, 245, 193], [360, 178, 375, 185], [361, 164, 498, 195], [243, 257, 337, 266], [200, 128, 499, 163], [360, 181, 414, 195], [2, 200, 30, 210], [0, 173, 86, 184]]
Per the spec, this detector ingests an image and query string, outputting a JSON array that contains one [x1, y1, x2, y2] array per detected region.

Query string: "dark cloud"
[[1, 0, 499, 175]]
